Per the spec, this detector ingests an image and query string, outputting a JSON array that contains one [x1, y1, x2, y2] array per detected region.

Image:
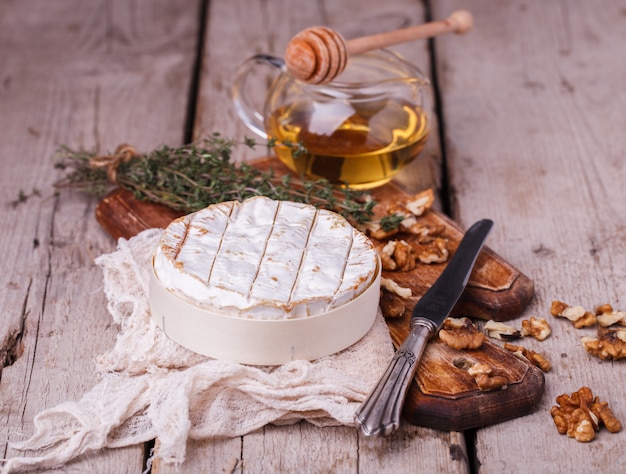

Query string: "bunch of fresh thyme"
[[54, 134, 377, 225]]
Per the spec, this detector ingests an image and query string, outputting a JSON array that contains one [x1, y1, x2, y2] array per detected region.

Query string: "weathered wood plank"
[[242, 425, 358, 473], [6, 0, 624, 472], [160, 424, 469, 474], [433, 0, 626, 471], [164, 0, 466, 472], [359, 426, 469, 473], [0, 0, 200, 471], [152, 437, 243, 473]]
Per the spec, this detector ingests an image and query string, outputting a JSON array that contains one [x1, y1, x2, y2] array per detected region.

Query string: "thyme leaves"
[[54, 135, 376, 225]]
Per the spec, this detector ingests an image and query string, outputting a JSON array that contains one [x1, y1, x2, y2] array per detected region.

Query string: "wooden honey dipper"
[[285, 10, 473, 84]]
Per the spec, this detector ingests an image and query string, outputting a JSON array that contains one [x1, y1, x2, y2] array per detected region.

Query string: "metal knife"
[[354, 218, 493, 436]]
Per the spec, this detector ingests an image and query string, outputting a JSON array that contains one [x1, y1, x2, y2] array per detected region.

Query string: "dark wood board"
[[394, 324, 544, 431], [95, 157, 543, 431]]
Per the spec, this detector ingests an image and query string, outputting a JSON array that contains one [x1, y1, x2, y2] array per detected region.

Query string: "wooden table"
[[2, 1, 625, 472]]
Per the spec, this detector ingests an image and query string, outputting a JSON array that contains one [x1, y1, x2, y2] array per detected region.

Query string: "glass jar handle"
[[231, 54, 286, 139]]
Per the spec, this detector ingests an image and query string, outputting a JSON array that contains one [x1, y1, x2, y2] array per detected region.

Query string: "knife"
[[355, 218, 493, 436]]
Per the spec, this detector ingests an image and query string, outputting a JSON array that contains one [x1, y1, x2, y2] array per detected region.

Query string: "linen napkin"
[[2, 229, 394, 472]]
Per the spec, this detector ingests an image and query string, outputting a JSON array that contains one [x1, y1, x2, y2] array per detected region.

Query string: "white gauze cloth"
[[2, 229, 394, 473]]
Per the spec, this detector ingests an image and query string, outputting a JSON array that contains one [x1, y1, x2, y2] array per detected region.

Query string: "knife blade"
[[354, 218, 493, 436]]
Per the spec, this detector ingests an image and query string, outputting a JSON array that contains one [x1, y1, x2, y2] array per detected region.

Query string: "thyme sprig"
[[379, 213, 405, 232], [54, 134, 376, 225]]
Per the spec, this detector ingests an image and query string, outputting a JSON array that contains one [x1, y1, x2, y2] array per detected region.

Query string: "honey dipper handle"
[[285, 10, 473, 84], [347, 10, 473, 55]]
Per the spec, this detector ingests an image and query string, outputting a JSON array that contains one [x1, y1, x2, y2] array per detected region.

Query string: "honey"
[[266, 98, 430, 189]]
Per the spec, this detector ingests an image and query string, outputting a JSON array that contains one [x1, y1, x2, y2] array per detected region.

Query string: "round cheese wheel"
[[150, 196, 380, 364]]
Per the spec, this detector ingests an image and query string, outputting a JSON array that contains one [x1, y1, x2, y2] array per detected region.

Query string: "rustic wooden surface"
[[1, 0, 625, 473]]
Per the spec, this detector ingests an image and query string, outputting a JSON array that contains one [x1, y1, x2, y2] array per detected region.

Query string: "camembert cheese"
[[153, 197, 379, 320]]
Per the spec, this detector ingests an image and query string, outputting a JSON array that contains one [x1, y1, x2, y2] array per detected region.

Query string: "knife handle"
[[354, 318, 437, 436]]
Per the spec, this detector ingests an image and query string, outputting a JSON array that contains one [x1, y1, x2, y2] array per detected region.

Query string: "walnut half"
[[483, 320, 521, 341], [550, 300, 596, 328], [467, 362, 508, 391], [581, 327, 626, 361], [404, 188, 435, 216], [520, 317, 551, 341], [550, 387, 622, 442], [503, 342, 551, 372], [595, 304, 626, 327], [439, 318, 486, 350], [417, 237, 449, 264]]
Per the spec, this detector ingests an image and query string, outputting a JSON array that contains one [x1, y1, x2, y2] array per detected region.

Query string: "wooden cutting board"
[[95, 156, 544, 431], [389, 318, 544, 431]]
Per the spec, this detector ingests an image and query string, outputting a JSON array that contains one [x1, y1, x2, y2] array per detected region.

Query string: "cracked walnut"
[[550, 301, 596, 328], [503, 342, 551, 372], [439, 318, 486, 350], [581, 327, 626, 361], [550, 387, 621, 442], [467, 362, 509, 391]]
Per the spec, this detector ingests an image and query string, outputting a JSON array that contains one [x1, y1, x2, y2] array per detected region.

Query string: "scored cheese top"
[[153, 196, 379, 320]]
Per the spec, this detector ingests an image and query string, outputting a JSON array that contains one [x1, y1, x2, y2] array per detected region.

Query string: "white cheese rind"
[[153, 197, 378, 320]]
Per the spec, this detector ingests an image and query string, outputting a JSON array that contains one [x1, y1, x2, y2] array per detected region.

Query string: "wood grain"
[[177, 0, 468, 472], [3, 0, 625, 472], [433, 0, 626, 471], [0, 0, 200, 471]]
